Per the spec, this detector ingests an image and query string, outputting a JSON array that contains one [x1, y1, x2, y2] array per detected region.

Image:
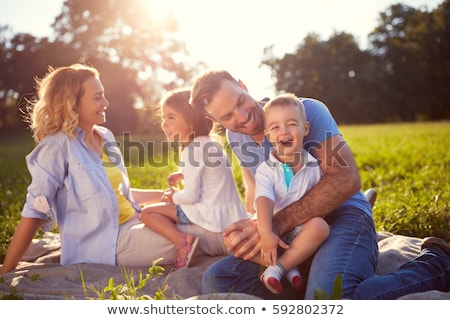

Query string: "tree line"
[[1, 0, 449, 136], [262, 1, 450, 124]]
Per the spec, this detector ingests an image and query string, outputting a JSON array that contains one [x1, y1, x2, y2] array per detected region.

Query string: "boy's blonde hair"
[[263, 93, 306, 120]]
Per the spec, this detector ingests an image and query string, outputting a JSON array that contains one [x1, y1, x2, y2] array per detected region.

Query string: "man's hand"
[[223, 219, 261, 260]]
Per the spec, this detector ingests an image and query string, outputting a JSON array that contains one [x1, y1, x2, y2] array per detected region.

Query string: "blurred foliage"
[[1, 1, 449, 137], [0, 0, 207, 136], [262, 0, 450, 123]]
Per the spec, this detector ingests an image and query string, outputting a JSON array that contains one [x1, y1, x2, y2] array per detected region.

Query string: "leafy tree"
[[368, 1, 450, 121], [426, 0, 450, 119], [49, 0, 194, 133], [262, 32, 380, 123], [0, 30, 77, 133], [0, 0, 196, 135], [263, 1, 449, 123]]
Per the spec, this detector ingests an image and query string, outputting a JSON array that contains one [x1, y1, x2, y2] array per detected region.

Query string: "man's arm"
[[223, 166, 259, 258], [273, 134, 361, 234], [241, 167, 256, 213]]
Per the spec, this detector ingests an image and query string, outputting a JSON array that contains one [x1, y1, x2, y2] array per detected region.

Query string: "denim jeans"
[[353, 245, 450, 299], [175, 205, 193, 225], [202, 205, 450, 299], [202, 206, 379, 299]]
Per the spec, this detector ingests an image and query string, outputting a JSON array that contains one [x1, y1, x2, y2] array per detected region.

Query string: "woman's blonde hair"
[[26, 63, 99, 143]]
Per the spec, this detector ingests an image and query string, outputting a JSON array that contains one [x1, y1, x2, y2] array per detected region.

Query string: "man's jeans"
[[202, 206, 378, 299], [353, 245, 450, 299], [202, 206, 450, 299]]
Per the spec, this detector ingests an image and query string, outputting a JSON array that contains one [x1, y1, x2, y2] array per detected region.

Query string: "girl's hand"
[[161, 187, 176, 202], [167, 172, 183, 187]]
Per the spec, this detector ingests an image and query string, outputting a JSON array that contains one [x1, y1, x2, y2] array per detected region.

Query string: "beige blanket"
[[1, 231, 448, 300]]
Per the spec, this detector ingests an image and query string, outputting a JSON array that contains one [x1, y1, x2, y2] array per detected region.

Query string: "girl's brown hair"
[[160, 88, 213, 139]]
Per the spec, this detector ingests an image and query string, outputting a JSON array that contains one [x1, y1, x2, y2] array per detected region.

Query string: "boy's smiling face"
[[265, 103, 310, 163]]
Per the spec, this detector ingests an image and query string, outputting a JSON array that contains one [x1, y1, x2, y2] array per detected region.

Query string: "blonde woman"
[[1, 64, 180, 274]]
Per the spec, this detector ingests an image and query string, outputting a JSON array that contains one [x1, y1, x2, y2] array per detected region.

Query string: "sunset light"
[[0, 0, 442, 98]]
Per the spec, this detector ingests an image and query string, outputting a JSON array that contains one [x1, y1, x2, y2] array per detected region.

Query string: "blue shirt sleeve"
[[302, 98, 341, 151]]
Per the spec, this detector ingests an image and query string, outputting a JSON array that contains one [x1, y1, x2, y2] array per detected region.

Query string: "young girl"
[[139, 88, 248, 270]]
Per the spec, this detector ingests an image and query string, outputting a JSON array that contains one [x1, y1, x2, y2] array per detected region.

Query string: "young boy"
[[253, 93, 329, 294]]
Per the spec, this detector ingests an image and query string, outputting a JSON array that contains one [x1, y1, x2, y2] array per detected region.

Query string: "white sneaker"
[[260, 265, 284, 294], [286, 268, 303, 291]]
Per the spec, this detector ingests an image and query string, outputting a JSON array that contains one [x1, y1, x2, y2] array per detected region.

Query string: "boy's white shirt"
[[254, 149, 322, 215]]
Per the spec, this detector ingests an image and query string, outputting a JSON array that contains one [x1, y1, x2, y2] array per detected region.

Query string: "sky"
[[0, 0, 443, 98]]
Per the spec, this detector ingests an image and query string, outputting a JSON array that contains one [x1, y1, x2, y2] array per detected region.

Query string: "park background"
[[0, 0, 449, 261]]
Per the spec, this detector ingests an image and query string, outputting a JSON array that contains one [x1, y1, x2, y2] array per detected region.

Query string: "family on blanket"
[[1, 64, 449, 300]]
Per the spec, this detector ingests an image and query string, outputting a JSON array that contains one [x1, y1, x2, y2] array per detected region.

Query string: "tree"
[[0, 0, 197, 135], [262, 1, 450, 123], [0, 29, 79, 133], [262, 32, 380, 123], [49, 0, 194, 133], [369, 1, 450, 120]]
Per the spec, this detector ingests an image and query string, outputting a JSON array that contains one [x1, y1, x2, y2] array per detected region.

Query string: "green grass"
[[0, 122, 449, 263], [342, 122, 450, 240], [82, 259, 167, 300], [0, 134, 36, 260]]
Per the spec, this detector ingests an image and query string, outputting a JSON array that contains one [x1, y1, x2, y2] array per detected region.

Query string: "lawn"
[[0, 121, 449, 263]]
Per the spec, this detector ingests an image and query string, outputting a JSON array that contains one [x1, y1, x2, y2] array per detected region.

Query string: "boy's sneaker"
[[260, 265, 283, 294], [286, 268, 303, 291]]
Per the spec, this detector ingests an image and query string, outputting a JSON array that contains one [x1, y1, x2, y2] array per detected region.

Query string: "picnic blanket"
[[1, 231, 449, 300]]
